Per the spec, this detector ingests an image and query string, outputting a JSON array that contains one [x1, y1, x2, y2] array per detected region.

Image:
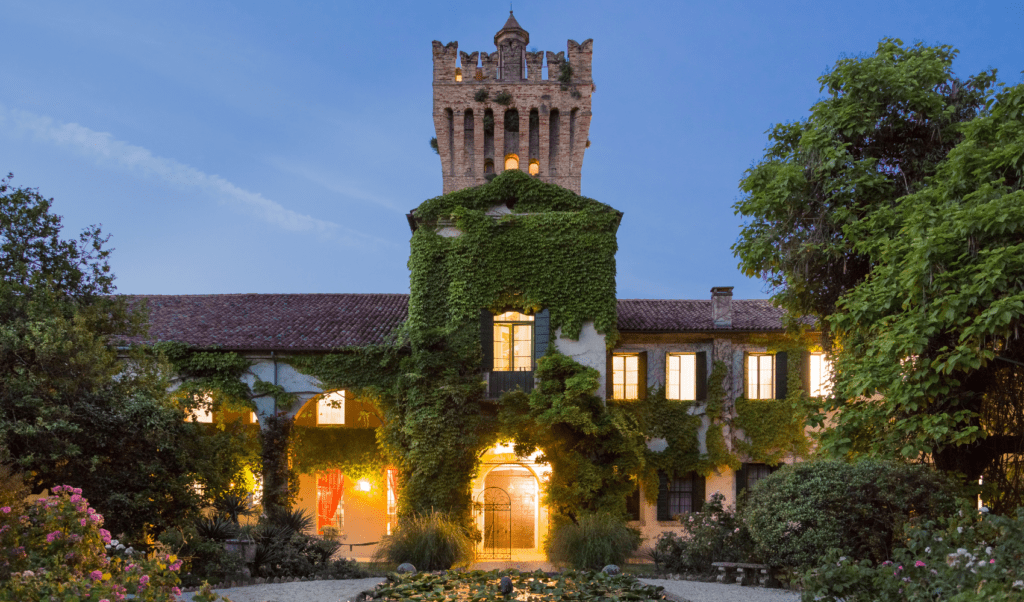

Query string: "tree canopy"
[[0, 175, 250, 538], [733, 41, 1024, 510]]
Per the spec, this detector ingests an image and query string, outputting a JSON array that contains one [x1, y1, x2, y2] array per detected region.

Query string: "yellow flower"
[[103, 572, 112, 581]]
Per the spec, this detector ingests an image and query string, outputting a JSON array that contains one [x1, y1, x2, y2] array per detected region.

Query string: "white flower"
[[957, 527, 963, 533], [104, 544, 111, 550], [980, 506, 990, 514], [116, 543, 125, 550], [957, 548, 969, 556], [110, 539, 119, 547], [124, 546, 135, 556], [978, 560, 987, 568], [936, 537, 943, 542], [986, 547, 993, 555], [925, 547, 931, 553], [1012, 580, 1024, 590]]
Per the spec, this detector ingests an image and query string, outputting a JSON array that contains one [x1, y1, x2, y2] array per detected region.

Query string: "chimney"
[[711, 286, 734, 329]]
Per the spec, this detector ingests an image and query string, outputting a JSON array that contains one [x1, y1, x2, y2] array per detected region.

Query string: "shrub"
[[544, 512, 641, 570], [474, 89, 489, 102], [655, 492, 754, 574], [429, 137, 439, 155], [742, 459, 960, 571], [373, 510, 475, 570], [494, 90, 513, 106], [803, 505, 1024, 602], [0, 485, 184, 601], [194, 514, 239, 541]]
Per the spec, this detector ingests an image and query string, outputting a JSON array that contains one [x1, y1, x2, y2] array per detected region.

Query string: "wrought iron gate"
[[477, 486, 512, 560]]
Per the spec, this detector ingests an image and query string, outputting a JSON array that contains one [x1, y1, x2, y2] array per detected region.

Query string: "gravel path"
[[640, 578, 801, 602], [174, 576, 802, 602]]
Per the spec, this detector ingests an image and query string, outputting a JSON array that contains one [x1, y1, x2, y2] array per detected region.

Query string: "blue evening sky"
[[1, 1, 1021, 301]]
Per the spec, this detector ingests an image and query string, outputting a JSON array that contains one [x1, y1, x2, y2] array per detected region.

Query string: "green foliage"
[[474, 89, 489, 103], [193, 515, 239, 542], [430, 136, 439, 155], [494, 90, 513, 106], [558, 62, 573, 84], [654, 493, 754, 574], [822, 81, 1024, 511], [544, 512, 641, 570], [290, 426, 384, 479], [367, 568, 667, 602], [733, 39, 995, 340], [742, 459, 961, 570], [0, 462, 29, 516], [372, 510, 475, 570], [499, 352, 645, 518], [803, 506, 1024, 602]]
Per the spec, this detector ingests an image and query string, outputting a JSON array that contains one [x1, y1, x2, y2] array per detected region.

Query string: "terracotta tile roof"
[[616, 299, 791, 332], [122, 294, 795, 352], [123, 294, 409, 351]]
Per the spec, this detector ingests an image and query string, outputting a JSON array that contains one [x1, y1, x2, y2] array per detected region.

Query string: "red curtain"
[[317, 470, 344, 534]]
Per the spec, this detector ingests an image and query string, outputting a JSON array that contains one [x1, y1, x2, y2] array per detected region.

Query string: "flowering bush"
[[802, 505, 1024, 601], [0, 485, 186, 601], [653, 492, 754, 574]]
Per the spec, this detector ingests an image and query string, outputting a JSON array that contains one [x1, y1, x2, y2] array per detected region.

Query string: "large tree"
[[734, 41, 1024, 509], [733, 39, 994, 345], [0, 174, 248, 538]]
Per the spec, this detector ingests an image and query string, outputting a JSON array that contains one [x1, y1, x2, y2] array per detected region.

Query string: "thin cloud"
[[0, 104, 339, 235], [268, 156, 405, 213]]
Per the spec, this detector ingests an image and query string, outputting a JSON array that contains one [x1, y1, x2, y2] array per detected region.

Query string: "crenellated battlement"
[[431, 38, 593, 84], [432, 13, 594, 195]]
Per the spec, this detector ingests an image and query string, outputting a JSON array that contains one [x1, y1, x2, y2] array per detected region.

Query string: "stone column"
[[474, 110, 486, 183], [494, 107, 505, 174], [519, 108, 530, 173], [538, 106, 550, 178], [453, 107, 466, 178]]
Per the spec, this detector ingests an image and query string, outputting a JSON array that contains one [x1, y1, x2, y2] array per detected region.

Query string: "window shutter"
[[735, 464, 748, 499], [637, 351, 648, 400], [533, 308, 550, 365], [695, 351, 708, 401], [800, 350, 811, 395], [480, 309, 494, 371], [606, 352, 614, 400], [775, 351, 788, 399], [693, 473, 706, 512], [656, 472, 670, 521]]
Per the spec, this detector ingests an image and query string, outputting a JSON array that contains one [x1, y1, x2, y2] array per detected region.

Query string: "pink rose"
[[80, 519, 88, 527], [172, 587, 182, 595], [915, 560, 926, 567], [1, 507, 10, 513], [139, 574, 150, 586], [46, 531, 61, 543], [90, 570, 103, 581]]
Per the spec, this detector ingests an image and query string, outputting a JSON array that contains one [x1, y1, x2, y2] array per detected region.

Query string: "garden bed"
[[362, 569, 667, 602]]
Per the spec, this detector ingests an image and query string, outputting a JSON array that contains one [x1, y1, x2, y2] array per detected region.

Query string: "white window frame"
[[746, 354, 775, 400], [317, 391, 346, 425], [808, 352, 833, 397], [666, 353, 697, 401], [493, 311, 534, 372], [612, 354, 640, 400]]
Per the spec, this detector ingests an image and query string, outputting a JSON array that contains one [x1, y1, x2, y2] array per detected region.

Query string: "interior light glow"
[[357, 479, 372, 492]]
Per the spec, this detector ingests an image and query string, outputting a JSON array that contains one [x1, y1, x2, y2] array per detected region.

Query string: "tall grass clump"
[[545, 512, 641, 569], [373, 511, 475, 570]]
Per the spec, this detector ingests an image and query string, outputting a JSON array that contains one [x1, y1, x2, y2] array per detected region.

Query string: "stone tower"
[[432, 12, 594, 194]]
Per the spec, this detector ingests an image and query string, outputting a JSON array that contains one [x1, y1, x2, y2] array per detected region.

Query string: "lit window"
[[493, 311, 534, 371], [809, 353, 833, 397], [747, 354, 774, 399], [504, 154, 519, 170], [317, 391, 346, 425], [250, 411, 258, 423], [613, 354, 639, 400], [528, 159, 540, 175], [666, 353, 697, 401], [185, 394, 214, 423], [455, 67, 463, 82]]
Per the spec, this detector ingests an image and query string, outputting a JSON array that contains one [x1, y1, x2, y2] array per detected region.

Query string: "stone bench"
[[711, 562, 775, 586]]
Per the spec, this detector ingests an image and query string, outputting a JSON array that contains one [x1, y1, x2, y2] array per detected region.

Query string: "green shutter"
[[480, 309, 493, 371], [775, 351, 788, 399], [735, 464, 748, 499], [606, 352, 614, 400], [695, 351, 708, 401], [801, 350, 811, 395], [637, 351, 648, 400], [694, 472, 706, 512], [656, 472, 670, 521], [534, 308, 550, 365]]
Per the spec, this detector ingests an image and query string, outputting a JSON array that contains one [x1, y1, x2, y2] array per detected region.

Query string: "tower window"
[[493, 311, 533, 371], [528, 159, 539, 176], [484, 159, 494, 174], [504, 154, 520, 171], [455, 67, 462, 82]]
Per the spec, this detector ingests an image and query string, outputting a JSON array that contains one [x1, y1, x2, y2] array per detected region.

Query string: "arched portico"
[[472, 442, 551, 561]]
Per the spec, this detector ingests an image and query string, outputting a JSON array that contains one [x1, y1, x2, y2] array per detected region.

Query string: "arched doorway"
[[484, 464, 538, 549]]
